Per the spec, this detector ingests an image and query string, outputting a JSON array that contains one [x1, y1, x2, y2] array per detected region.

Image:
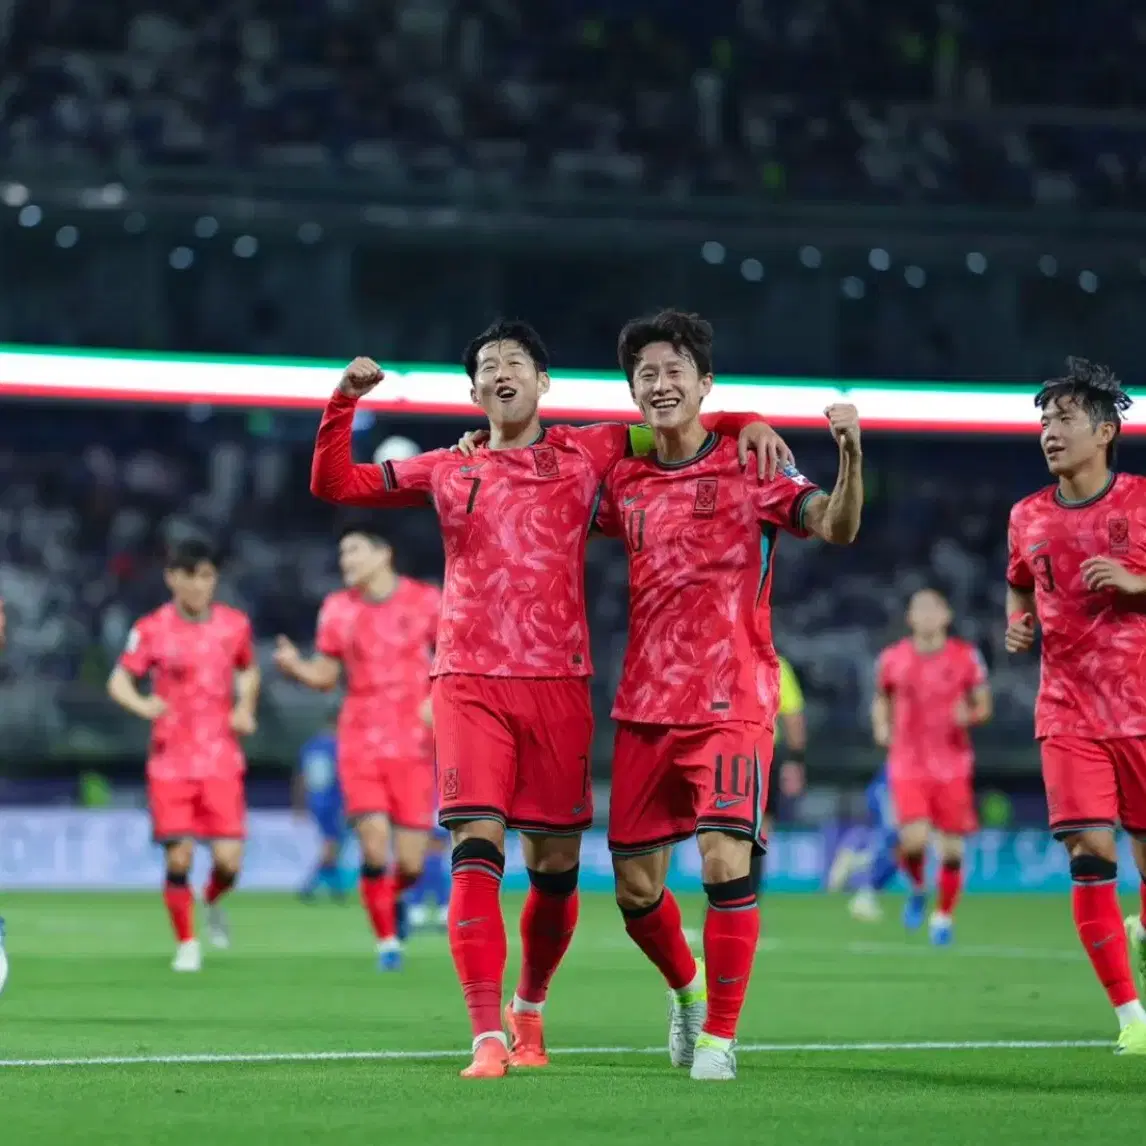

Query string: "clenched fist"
[[339, 357, 384, 400], [825, 403, 861, 455]]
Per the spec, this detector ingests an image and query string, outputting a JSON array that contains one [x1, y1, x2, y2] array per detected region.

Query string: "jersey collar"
[[652, 431, 719, 470], [1054, 471, 1116, 509]]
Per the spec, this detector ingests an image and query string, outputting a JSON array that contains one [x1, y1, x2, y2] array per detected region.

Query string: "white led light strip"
[[0, 347, 1115, 434]]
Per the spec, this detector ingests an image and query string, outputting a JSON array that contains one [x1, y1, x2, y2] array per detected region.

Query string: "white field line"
[[0, 1040, 1110, 1069]]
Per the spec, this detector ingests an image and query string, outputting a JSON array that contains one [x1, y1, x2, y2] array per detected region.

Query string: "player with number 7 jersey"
[[310, 320, 793, 1080]]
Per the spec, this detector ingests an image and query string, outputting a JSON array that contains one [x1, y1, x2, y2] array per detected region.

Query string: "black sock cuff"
[[165, 871, 189, 888], [620, 889, 665, 921], [451, 838, 505, 878], [360, 862, 386, 880], [527, 865, 579, 897], [211, 867, 238, 888], [1070, 854, 1117, 884], [941, 858, 963, 872], [704, 875, 757, 910]]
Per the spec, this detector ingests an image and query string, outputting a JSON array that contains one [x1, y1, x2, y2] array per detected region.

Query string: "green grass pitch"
[[1, 890, 1143, 1144]]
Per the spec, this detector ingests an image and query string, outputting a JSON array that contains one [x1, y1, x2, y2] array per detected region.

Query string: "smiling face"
[[629, 341, 713, 431], [470, 339, 549, 428], [1039, 393, 1115, 477]]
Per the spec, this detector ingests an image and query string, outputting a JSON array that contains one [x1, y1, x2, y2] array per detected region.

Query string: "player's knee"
[[211, 863, 239, 887], [164, 843, 193, 876], [450, 837, 505, 878], [1062, 830, 1118, 865], [397, 862, 423, 886], [703, 873, 757, 911], [1069, 853, 1118, 884], [527, 864, 579, 898], [450, 819, 505, 852], [613, 861, 663, 913], [697, 832, 752, 885]]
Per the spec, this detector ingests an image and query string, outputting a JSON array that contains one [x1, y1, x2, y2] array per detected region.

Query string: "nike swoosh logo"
[[623, 496, 640, 505], [456, 917, 487, 928], [1029, 540, 1049, 553], [713, 797, 744, 809], [1092, 935, 1116, 950], [717, 975, 745, 985], [460, 465, 484, 474], [572, 804, 586, 815]]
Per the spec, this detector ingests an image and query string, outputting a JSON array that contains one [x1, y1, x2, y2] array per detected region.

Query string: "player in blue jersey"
[[827, 765, 900, 921], [296, 727, 349, 901], [404, 827, 451, 930]]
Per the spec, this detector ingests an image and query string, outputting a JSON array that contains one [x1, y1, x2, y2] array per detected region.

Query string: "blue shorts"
[[866, 774, 896, 832], [308, 794, 345, 843]]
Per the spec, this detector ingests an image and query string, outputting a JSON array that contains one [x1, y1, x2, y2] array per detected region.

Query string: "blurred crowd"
[[0, 402, 1088, 768], [2, 0, 1145, 208]]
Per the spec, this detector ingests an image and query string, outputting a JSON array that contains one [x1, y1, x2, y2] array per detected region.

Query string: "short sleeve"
[[381, 452, 440, 495], [118, 619, 154, 677], [565, 423, 633, 479], [315, 596, 345, 660], [751, 463, 825, 537], [875, 649, 894, 694], [966, 644, 989, 690], [233, 614, 254, 670], [1006, 505, 1035, 591]]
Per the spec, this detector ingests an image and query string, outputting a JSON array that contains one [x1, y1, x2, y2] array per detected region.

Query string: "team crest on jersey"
[[694, 478, 718, 517], [532, 446, 559, 479], [781, 462, 810, 486], [1109, 515, 1130, 554], [443, 768, 459, 800]]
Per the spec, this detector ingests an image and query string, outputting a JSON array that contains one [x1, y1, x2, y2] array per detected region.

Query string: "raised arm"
[[802, 404, 863, 545], [310, 358, 430, 508]]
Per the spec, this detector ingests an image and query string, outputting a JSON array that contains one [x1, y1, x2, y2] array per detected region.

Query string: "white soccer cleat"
[[172, 939, 202, 973], [848, 888, 883, 923], [668, 958, 707, 1068], [0, 916, 9, 995], [207, 905, 231, 950], [407, 903, 430, 930], [827, 846, 870, 893], [690, 1034, 737, 1081]]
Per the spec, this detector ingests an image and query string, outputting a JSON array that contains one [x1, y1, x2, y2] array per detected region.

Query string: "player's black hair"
[[338, 520, 389, 548], [462, 319, 549, 380], [617, 309, 714, 387], [164, 537, 219, 573], [1035, 356, 1132, 464]]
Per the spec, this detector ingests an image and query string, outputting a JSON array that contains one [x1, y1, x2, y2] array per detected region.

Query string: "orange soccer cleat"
[[505, 1003, 549, 1068], [459, 1036, 510, 1079]]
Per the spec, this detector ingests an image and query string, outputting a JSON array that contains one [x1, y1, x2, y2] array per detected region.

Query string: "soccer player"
[[827, 764, 900, 922], [872, 588, 991, 944], [310, 326, 790, 1078], [274, 525, 439, 970], [597, 309, 862, 1081], [294, 724, 348, 901], [107, 539, 259, 972], [1005, 356, 1146, 1054]]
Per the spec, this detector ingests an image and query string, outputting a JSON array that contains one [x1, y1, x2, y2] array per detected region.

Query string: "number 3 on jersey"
[[1033, 552, 1055, 592]]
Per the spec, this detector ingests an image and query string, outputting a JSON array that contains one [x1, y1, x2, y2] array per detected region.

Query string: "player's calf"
[[448, 832, 511, 1074], [896, 822, 929, 931], [1065, 843, 1146, 1045], [930, 836, 965, 945]]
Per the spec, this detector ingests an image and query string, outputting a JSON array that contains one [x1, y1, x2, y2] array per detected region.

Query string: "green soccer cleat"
[[1124, 915, 1146, 995], [1116, 1020, 1146, 1056]]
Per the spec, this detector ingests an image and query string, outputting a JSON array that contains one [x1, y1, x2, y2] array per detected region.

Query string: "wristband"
[[785, 748, 805, 765]]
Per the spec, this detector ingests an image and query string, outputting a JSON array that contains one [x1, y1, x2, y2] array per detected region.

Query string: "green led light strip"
[[0, 345, 1101, 434]]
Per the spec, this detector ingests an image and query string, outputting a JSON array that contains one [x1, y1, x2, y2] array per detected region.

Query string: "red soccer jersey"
[[117, 602, 254, 780], [316, 576, 440, 759], [1007, 472, 1146, 739], [876, 637, 986, 781], [311, 391, 759, 678], [597, 435, 825, 726]]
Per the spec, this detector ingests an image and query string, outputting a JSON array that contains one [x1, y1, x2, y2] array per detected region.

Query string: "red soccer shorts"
[[1041, 736, 1146, 838], [608, 720, 771, 856], [432, 674, 594, 834], [149, 774, 246, 842], [339, 747, 436, 831], [889, 773, 977, 836]]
